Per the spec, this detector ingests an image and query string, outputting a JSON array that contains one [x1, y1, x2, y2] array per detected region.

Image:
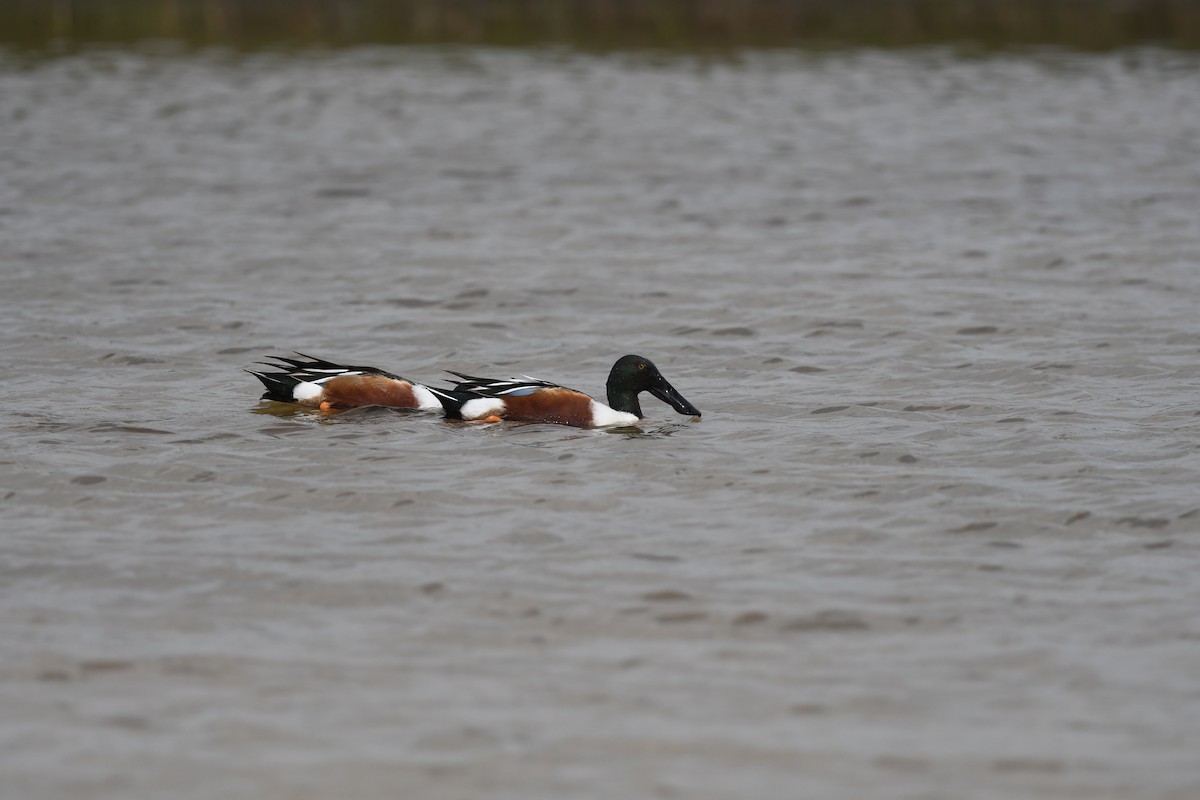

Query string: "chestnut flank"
[[318, 375, 420, 409], [497, 388, 595, 427]]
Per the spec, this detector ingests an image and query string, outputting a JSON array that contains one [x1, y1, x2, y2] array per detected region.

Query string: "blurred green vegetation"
[[3, 0, 1199, 51]]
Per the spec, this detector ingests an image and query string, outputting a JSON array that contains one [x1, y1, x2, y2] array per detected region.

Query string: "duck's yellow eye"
[[637, 362, 647, 371]]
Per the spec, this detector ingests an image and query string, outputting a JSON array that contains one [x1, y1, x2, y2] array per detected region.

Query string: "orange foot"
[[319, 401, 334, 411]]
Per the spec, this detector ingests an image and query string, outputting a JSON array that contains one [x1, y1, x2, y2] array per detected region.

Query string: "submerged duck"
[[429, 354, 701, 428], [246, 353, 441, 412]]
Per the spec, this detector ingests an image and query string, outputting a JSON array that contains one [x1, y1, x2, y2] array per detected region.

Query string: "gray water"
[[2, 47, 1200, 799]]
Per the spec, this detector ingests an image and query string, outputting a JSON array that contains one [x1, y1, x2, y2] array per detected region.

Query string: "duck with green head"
[[430, 354, 701, 427]]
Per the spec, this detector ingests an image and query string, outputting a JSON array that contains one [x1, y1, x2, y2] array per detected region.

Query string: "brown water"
[[3, 47, 1200, 799]]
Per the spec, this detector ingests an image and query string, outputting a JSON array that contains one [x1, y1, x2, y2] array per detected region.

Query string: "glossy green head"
[[605, 354, 701, 419]]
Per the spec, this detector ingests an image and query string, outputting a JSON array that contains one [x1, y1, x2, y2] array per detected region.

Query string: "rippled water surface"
[[3, 47, 1200, 798]]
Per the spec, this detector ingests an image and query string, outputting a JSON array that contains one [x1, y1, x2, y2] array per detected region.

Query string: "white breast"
[[589, 400, 640, 427], [411, 384, 444, 411]]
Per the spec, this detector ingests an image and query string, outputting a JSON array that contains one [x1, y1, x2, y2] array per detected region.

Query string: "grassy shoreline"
[[3, 0, 1199, 52]]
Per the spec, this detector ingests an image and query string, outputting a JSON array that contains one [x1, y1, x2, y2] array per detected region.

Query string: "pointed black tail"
[[245, 368, 301, 403], [426, 386, 470, 419]]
